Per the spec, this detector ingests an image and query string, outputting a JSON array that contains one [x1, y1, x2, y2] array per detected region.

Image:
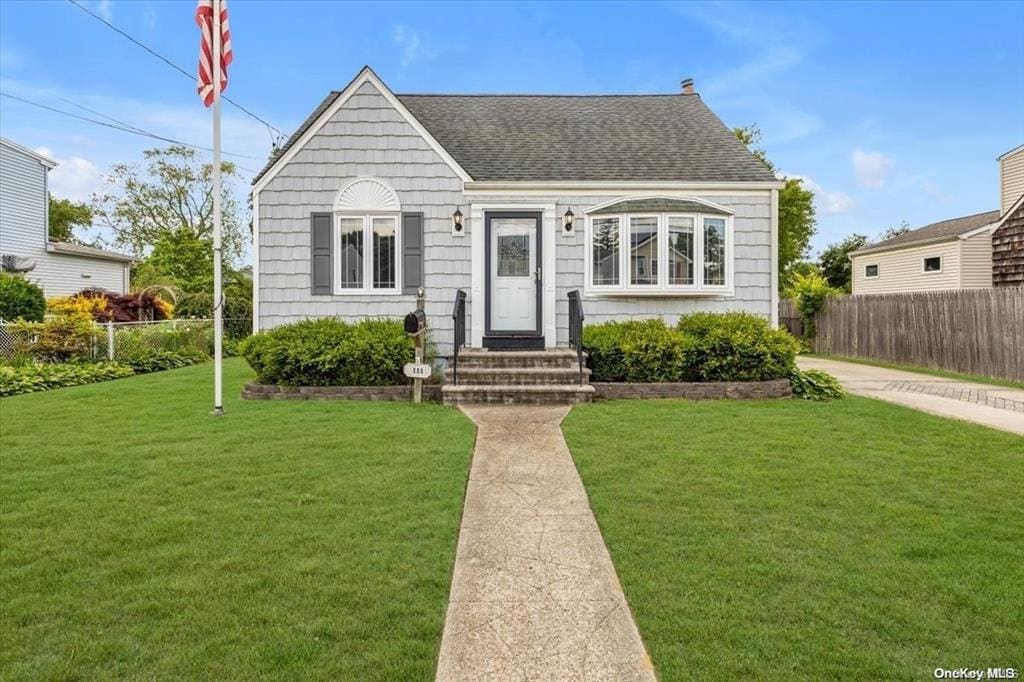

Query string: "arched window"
[[332, 178, 401, 292]]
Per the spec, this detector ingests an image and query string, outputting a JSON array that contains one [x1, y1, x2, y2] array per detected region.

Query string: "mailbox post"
[[403, 289, 430, 403]]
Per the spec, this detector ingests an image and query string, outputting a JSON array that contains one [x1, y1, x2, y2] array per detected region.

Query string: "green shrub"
[[0, 273, 46, 322], [10, 315, 100, 362], [679, 311, 800, 382], [0, 362, 134, 397], [786, 271, 837, 341], [583, 312, 800, 383], [789, 368, 846, 400], [584, 319, 691, 382], [239, 318, 414, 386], [119, 349, 208, 374]]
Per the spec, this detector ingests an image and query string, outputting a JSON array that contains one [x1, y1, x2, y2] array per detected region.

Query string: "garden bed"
[[592, 378, 791, 400], [243, 381, 441, 402]]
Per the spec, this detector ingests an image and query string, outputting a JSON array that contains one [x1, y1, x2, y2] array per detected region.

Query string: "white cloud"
[[852, 150, 894, 188], [36, 147, 104, 203], [143, 4, 157, 29], [392, 25, 435, 67], [96, 0, 113, 21], [784, 173, 857, 214]]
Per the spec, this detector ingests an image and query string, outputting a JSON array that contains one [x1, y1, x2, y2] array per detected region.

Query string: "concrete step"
[[451, 349, 586, 370], [441, 383, 595, 406], [445, 366, 591, 385]]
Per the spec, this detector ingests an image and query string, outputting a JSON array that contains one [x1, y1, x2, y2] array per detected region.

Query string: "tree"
[[880, 220, 910, 241], [131, 229, 215, 294], [818, 233, 869, 292], [733, 126, 817, 288], [48, 195, 93, 243], [92, 145, 245, 263]]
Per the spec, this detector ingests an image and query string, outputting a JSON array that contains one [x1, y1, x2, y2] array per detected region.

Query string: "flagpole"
[[211, 0, 224, 416]]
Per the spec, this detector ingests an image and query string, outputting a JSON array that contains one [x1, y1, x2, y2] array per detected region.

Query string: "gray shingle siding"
[[257, 82, 471, 349], [256, 80, 774, 354]]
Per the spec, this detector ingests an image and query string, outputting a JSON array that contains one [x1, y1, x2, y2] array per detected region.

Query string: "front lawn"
[[0, 359, 475, 680], [563, 398, 1023, 680]]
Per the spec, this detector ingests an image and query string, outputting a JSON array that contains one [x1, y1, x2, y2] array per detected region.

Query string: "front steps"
[[442, 349, 594, 405]]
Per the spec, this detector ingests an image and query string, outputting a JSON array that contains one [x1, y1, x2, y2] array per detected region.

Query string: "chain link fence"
[[0, 318, 251, 362]]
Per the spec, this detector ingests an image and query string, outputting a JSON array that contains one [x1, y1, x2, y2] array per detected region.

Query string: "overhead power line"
[[0, 91, 263, 173], [65, 0, 284, 146]]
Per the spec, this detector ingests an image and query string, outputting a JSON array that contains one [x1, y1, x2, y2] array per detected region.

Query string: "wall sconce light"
[[563, 207, 575, 234], [452, 207, 464, 233]]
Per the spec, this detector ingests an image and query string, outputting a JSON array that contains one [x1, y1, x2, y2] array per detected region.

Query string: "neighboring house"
[[0, 138, 134, 298], [252, 67, 781, 353], [992, 145, 1024, 287], [849, 211, 1001, 295]]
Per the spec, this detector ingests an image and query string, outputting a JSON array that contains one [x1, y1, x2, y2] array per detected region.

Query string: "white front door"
[[489, 215, 539, 332]]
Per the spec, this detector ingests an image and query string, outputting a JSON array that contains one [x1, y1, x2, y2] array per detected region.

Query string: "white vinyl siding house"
[[850, 211, 1000, 295], [252, 67, 780, 354], [0, 138, 133, 298]]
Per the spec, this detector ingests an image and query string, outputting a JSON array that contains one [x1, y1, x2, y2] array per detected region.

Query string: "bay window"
[[335, 213, 400, 293], [585, 201, 733, 294]]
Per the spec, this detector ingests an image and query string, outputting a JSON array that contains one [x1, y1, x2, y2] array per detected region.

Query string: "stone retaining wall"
[[591, 379, 791, 400], [243, 381, 442, 402]]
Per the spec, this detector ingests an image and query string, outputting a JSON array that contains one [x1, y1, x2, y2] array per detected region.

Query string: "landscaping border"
[[243, 381, 442, 402], [591, 379, 791, 400], [244, 380, 791, 402]]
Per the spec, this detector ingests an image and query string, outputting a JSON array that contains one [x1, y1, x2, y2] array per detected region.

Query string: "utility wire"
[[0, 91, 263, 173], [65, 0, 285, 146]]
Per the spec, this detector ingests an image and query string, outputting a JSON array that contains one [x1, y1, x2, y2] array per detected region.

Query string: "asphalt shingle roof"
[[254, 91, 777, 184], [855, 210, 1002, 254]]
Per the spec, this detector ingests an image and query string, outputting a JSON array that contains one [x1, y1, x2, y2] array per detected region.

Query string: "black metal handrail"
[[568, 290, 585, 386], [451, 289, 467, 385]]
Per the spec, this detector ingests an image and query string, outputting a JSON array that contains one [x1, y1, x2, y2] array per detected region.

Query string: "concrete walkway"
[[798, 356, 1024, 436], [436, 405, 656, 682]]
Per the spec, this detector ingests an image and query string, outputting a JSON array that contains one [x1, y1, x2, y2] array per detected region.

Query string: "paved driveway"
[[798, 357, 1024, 436]]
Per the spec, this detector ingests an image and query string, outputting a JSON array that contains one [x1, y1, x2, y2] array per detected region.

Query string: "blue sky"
[[2, 0, 1022, 262]]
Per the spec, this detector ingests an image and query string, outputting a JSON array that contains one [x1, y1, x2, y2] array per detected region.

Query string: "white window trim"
[[922, 256, 943, 274], [333, 212, 403, 295], [584, 211, 734, 296], [865, 264, 879, 278]]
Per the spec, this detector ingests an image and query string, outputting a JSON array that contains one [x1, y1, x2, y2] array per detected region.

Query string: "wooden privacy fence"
[[799, 287, 1024, 382]]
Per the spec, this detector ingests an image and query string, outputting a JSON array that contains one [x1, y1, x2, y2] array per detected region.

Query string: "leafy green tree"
[[92, 145, 245, 263], [733, 126, 817, 288], [818, 233, 869, 292], [131, 229, 215, 293], [781, 260, 821, 296], [48, 195, 93, 243], [880, 220, 910, 241]]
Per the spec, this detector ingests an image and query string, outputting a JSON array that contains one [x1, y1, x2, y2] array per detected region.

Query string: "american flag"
[[195, 0, 232, 107]]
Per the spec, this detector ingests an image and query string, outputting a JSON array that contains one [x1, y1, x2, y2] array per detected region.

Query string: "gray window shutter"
[[402, 212, 424, 295], [310, 212, 332, 295]]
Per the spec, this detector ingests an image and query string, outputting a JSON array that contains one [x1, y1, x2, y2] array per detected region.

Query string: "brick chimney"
[[680, 78, 695, 95]]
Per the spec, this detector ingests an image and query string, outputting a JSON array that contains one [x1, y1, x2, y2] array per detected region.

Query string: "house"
[[992, 145, 1024, 287], [0, 138, 134, 298], [849, 211, 1001, 295], [251, 67, 782, 355]]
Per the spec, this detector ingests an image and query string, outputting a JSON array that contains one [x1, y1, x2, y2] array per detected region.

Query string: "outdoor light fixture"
[[452, 207, 464, 233], [563, 207, 575, 233]]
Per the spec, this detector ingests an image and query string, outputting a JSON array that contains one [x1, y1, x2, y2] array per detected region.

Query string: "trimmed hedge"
[[239, 318, 414, 387], [583, 312, 800, 383]]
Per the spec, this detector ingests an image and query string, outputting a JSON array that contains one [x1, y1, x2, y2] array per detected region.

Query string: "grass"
[[0, 358, 475, 681], [809, 353, 1024, 390], [563, 398, 1023, 681]]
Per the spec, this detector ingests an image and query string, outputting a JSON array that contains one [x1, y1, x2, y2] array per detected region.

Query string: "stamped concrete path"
[[799, 356, 1024, 436], [435, 405, 656, 682]]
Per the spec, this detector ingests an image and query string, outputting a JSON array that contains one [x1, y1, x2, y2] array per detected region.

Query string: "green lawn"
[[0, 359, 475, 681], [564, 398, 1023, 681]]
